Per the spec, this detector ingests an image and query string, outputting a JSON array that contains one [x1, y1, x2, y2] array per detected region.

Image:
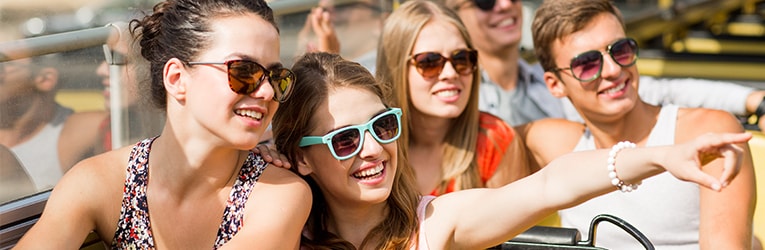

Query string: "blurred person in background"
[[443, 0, 765, 130], [0, 56, 107, 191], [295, 0, 387, 71], [95, 23, 164, 151]]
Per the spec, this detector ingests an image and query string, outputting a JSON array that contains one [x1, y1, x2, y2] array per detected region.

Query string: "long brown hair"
[[272, 52, 421, 249], [376, 0, 482, 193]]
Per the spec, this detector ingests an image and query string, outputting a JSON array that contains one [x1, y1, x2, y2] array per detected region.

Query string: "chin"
[[361, 188, 395, 204]]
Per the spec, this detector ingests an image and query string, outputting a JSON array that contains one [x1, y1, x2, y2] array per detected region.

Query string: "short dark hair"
[[532, 0, 624, 72]]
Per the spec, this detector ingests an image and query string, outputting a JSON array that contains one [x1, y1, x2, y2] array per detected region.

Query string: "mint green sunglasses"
[[299, 108, 402, 160]]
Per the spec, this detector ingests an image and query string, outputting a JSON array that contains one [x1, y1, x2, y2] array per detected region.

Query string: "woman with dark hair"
[[14, 0, 310, 249], [272, 51, 749, 249]]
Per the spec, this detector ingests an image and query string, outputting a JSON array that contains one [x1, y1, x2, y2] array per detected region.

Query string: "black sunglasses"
[[463, 0, 520, 11], [552, 38, 639, 83], [409, 49, 478, 79], [187, 59, 296, 102]]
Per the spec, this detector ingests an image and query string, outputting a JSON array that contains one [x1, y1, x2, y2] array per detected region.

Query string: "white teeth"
[[435, 90, 458, 97], [353, 164, 384, 179], [603, 82, 626, 95], [234, 109, 263, 119], [497, 18, 516, 27]]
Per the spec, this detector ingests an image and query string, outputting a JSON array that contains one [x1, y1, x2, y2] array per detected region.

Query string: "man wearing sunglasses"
[[445, 0, 765, 131], [517, 0, 755, 249]]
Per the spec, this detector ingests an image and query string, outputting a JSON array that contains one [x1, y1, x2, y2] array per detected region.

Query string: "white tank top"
[[11, 105, 72, 191], [559, 105, 701, 249]]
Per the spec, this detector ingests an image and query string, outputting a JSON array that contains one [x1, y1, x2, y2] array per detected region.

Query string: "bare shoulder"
[[230, 165, 311, 248], [246, 165, 311, 213], [518, 118, 584, 140], [62, 110, 109, 133], [14, 146, 130, 248], [58, 146, 131, 203], [58, 110, 111, 167], [676, 108, 744, 142], [246, 165, 311, 209], [516, 118, 584, 164]]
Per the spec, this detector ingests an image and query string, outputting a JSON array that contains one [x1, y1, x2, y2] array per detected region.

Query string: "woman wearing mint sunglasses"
[[272, 51, 749, 249], [15, 0, 310, 249], [299, 108, 402, 160]]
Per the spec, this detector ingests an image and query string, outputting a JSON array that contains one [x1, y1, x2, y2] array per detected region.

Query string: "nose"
[[599, 53, 622, 80], [357, 131, 384, 159], [96, 61, 109, 84], [249, 78, 275, 101], [438, 61, 460, 80], [497, 0, 518, 9]]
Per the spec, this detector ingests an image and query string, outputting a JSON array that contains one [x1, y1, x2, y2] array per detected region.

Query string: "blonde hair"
[[375, 0, 482, 193], [272, 52, 421, 249]]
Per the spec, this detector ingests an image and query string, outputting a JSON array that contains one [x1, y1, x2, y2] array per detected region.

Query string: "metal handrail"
[[0, 25, 118, 62]]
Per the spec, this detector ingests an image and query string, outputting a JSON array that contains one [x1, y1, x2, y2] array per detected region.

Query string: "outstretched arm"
[[424, 132, 751, 249], [638, 76, 762, 117]]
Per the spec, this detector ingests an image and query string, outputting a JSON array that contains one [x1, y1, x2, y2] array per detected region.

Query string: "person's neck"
[[324, 198, 388, 248], [148, 123, 245, 200], [479, 45, 520, 91], [584, 101, 661, 149], [409, 111, 451, 148], [0, 97, 58, 147]]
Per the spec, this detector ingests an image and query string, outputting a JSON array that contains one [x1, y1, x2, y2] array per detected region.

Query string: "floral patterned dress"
[[111, 137, 267, 249]]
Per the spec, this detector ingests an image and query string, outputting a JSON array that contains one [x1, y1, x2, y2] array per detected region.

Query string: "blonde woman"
[[375, 0, 528, 195]]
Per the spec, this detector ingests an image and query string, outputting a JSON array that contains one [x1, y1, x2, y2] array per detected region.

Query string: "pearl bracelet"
[[607, 141, 640, 192]]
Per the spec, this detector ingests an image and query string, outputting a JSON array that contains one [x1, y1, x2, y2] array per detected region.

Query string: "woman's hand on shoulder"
[[252, 143, 292, 169]]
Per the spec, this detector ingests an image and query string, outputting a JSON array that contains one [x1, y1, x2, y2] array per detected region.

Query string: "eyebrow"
[[326, 108, 389, 132], [230, 53, 283, 69]]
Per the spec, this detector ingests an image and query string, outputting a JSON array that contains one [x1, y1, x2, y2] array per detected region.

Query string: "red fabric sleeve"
[[476, 112, 515, 182], [429, 112, 515, 195]]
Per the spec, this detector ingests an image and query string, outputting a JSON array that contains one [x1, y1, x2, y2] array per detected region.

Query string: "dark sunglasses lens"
[[373, 113, 399, 141], [413, 52, 446, 78], [570, 51, 602, 81], [473, 0, 495, 11], [331, 129, 361, 158], [270, 68, 295, 102], [228, 61, 265, 94], [611, 39, 638, 67], [451, 50, 477, 76]]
